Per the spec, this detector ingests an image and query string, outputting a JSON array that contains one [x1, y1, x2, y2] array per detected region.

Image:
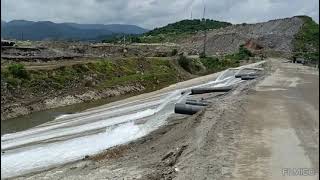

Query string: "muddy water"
[[1, 93, 139, 135]]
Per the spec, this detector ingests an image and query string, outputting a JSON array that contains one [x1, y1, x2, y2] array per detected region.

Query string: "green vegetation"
[[199, 52, 207, 58], [171, 49, 178, 56], [224, 45, 253, 61], [100, 58, 178, 89], [178, 54, 240, 75], [200, 57, 240, 73], [6, 63, 29, 79], [177, 44, 254, 75], [2, 47, 248, 100], [1, 63, 30, 86], [178, 55, 203, 73], [1, 58, 180, 93], [103, 19, 232, 43], [146, 19, 231, 36], [293, 16, 319, 63], [102, 34, 142, 43], [15, 41, 34, 47]]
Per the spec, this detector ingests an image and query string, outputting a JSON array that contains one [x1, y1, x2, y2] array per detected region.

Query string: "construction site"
[[1, 14, 319, 180]]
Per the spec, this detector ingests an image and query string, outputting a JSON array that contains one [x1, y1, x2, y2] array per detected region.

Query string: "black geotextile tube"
[[235, 73, 257, 78], [241, 76, 256, 80], [174, 103, 204, 115], [185, 101, 209, 106], [186, 99, 210, 103], [190, 85, 233, 95]]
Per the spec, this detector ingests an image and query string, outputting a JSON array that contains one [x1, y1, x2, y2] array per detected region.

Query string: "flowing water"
[[1, 92, 143, 135], [1, 61, 265, 178]]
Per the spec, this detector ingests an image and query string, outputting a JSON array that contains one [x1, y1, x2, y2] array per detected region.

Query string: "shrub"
[[199, 52, 207, 58], [200, 57, 219, 69], [199, 57, 240, 74], [171, 49, 178, 56], [131, 36, 142, 43], [225, 45, 253, 61], [238, 45, 253, 58], [178, 55, 191, 72], [293, 16, 319, 63], [7, 63, 29, 79], [5, 76, 20, 86]]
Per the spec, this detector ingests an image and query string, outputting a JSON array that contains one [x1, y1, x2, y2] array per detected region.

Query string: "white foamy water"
[[1, 62, 265, 178]]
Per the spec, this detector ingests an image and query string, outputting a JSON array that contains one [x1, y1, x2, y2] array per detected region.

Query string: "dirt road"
[[10, 59, 318, 180], [234, 59, 319, 180]]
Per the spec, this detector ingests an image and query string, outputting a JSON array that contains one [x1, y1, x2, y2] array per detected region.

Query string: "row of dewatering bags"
[[174, 72, 259, 115]]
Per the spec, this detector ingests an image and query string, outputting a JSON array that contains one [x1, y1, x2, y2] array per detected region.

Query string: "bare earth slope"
[[180, 17, 304, 56]]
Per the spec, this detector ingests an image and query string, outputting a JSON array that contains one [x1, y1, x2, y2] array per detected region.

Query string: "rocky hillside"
[[179, 16, 307, 57], [102, 16, 317, 60]]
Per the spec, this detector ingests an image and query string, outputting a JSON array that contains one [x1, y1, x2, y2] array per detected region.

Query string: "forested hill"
[[103, 19, 232, 43], [145, 19, 232, 36]]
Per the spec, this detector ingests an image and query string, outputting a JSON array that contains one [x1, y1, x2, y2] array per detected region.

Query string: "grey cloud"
[[1, 0, 319, 29]]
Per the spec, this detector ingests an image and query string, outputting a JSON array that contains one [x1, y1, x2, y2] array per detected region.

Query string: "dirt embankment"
[[0, 57, 186, 120], [179, 16, 304, 57], [15, 71, 263, 180], [1, 42, 180, 64], [1, 54, 245, 120]]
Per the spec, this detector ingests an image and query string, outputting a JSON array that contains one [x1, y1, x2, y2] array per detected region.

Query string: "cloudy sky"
[[1, 0, 319, 29]]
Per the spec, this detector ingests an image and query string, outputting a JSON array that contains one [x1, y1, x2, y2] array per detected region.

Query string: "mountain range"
[[1, 20, 148, 41]]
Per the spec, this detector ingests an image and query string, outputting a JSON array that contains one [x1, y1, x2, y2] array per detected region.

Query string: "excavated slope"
[[180, 16, 304, 56]]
